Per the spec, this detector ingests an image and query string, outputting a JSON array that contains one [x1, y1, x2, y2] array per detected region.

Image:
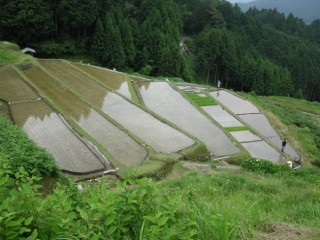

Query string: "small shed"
[[21, 47, 36, 55]]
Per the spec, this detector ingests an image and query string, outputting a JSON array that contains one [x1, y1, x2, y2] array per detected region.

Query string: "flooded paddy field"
[[210, 90, 300, 160], [41, 60, 194, 154], [72, 62, 131, 99], [10, 100, 109, 173], [242, 141, 282, 163], [202, 105, 244, 128], [23, 65, 147, 167], [210, 90, 260, 114], [139, 81, 240, 156], [0, 66, 38, 102], [239, 114, 299, 159]]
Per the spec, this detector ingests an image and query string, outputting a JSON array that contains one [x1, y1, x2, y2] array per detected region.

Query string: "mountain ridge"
[[238, 0, 320, 24]]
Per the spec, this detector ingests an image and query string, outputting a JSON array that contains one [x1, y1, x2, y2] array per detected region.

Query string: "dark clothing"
[[281, 139, 287, 152]]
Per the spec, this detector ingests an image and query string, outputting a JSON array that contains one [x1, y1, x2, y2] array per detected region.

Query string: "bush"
[[139, 64, 152, 76], [312, 159, 320, 167], [38, 40, 77, 57], [241, 158, 292, 174], [0, 116, 58, 176], [0, 166, 197, 239]]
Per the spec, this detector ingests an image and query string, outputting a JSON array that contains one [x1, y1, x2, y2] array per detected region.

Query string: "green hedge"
[[0, 115, 58, 176]]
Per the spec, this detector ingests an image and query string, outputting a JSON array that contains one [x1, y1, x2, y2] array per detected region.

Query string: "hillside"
[[1, 43, 320, 239], [238, 0, 320, 24]]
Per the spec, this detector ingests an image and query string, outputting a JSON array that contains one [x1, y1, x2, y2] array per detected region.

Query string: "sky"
[[227, 0, 254, 3]]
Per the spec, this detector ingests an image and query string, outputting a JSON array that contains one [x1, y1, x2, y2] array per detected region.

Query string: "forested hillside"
[[1, 0, 319, 101]]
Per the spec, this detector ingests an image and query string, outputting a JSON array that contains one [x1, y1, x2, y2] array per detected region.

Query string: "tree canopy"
[[1, 0, 319, 101]]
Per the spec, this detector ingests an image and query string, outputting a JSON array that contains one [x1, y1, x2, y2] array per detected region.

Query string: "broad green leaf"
[[158, 216, 169, 226], [26, 229, 38, 240], [107, 225, 117, 235], [19, 227, 31, 234], [24, 216, 33, 225], [5, 217, 24, 227], [77, 207, 89, 221], [104, 215, 115, 226], [5, 231, 19, 239], [143, 216, 157, 224]]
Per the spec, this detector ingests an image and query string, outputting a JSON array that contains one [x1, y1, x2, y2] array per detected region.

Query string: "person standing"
[[217, 80, 222, 88], [281, 138, 287, 152]]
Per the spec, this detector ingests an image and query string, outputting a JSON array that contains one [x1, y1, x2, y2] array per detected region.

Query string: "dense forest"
[[1, 0, 320, 101]]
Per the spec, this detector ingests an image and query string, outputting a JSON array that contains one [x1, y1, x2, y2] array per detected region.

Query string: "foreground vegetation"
[[0, 116, 58, 176], [1, 157, 320, 239]]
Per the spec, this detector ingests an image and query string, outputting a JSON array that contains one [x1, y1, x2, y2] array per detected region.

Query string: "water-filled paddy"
[[139, 81, 240, 156], [72, 63, 131, 99], [0, 66, 38, 102], [210, 90, 260, 114], [241, 141, 282, 163], [202, 105, 244, 127], [10, 100, 109, 173], [41, 60, 194, 154], [23, 66, 147, 167]]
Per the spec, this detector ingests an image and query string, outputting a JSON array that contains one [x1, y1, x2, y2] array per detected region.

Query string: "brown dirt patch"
[[258, 222, 320, 240]]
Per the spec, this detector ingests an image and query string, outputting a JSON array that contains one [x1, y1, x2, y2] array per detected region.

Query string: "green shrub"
[[0, 166, 41, 240], [38, 40, 77, 56], [139, 64, 152, 76], [0, 115, 58, 176], [241, 158, 291, 174], [0, 166, 197, 239], [182, 142, 210, 162], [312, 159, 320, 167]]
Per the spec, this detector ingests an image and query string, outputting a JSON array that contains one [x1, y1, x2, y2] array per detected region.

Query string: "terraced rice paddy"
[[210, 90, 260, 114], [242, 141, 282, 163], [139, 81, 240, 156], [10, 100, 109, 173], [41, 60, 194, 154], [211, 90, 300, 160], [72, 62, 131, 99], [202, 105, 244, 128], [0, 66, 38, 102], [23, 65, 147, 167]]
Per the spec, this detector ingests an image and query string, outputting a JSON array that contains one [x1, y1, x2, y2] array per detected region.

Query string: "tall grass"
[[160, 165, 320, 239]]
